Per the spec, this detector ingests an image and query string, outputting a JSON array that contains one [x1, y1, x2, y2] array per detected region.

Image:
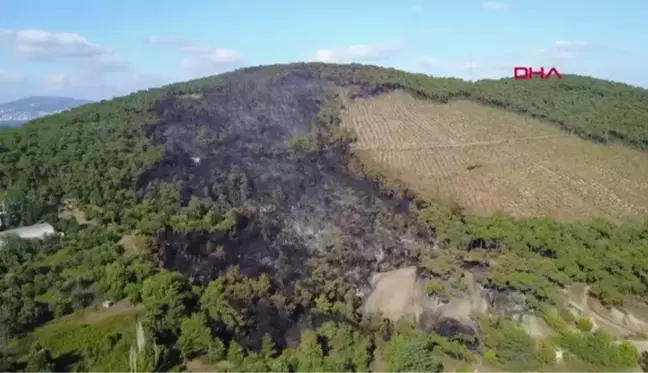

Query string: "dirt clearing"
[[362, 267, 424, 322], [342, 92, 648, 221], [58, 199, 94, 225]]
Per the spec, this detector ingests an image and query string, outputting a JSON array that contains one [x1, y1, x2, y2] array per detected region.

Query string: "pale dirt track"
[[565, 284, 648, 354], [342, 92, 648, 221], [566, 284, 637, 337]]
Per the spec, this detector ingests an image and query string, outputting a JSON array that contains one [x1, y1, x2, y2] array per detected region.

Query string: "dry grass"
[[185, 358, 212, 372], [118, 232, 144, 256], [58, 199, 94, 225], [342, 91, 648, 221], [185, 358, 233, 372]]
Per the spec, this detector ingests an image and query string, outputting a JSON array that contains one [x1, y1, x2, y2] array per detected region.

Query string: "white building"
[[0, 223, 58, 247]]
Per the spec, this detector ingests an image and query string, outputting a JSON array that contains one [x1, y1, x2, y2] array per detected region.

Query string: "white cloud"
[[310, 50, 338, 63], [0, 31, 176, 101], [146, 35, 243, 75], [482, 1, 507, 10], [309, 39, 403, 63], [553, 40, 589, 52], [0, 69, 24, 84], [36, 70, 172, 101], [0, 28, 129, 71], [535, 40, 590, 61], [180, 50, 241, 72], [43, 73, 68, 88], [0, 28, 103, 58]]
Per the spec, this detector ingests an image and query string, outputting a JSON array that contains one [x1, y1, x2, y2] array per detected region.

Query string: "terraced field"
[[342, 91, 648, 221]]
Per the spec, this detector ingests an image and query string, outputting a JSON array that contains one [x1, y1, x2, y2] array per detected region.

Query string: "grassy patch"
[[11, 304, 141, 371]]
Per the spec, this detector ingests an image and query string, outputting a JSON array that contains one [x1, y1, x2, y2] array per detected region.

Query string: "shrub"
[[575, 318, 593, 332], [426, 279, 448, 300], [388, 334, 443, 372], [555, 330, 639, 369], [559, 308, 575, 324]]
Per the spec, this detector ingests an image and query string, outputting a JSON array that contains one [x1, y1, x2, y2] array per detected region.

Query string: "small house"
[[0, 223, 58, 247]]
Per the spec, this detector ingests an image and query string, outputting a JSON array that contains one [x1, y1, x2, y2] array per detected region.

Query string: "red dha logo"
[[514, 67, 562, 80]]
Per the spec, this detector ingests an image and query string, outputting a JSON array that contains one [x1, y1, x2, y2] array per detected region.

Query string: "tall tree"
[[141, 271, 193, 336]]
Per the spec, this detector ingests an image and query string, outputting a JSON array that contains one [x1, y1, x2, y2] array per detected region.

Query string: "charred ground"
[[129, 65, 445, 352], [143, 66, 434, 286]]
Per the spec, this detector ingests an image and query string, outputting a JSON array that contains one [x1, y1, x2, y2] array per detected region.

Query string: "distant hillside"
[[0, 96, 92, 126], [1, 63, 648, 372], [0, 120, 26, 128]]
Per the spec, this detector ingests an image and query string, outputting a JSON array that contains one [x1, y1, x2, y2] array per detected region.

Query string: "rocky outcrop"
[[361, 267, 537, 350], [362, 267, 424, 322]]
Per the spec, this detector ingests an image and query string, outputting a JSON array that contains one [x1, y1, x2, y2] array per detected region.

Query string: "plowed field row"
[[351, 135, 570, 151], [342, 92, 648, 221]]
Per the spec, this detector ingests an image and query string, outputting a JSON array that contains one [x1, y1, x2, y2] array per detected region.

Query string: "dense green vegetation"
[[1, 62, 648, 371], [472, 76, 648, 149], [0, 219, 132, 336], [13, 307, 140, 371], [479, 316, 554, 371], [414, 210, 648, 307]]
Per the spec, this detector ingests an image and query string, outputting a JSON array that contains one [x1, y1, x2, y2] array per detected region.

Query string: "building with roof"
[[0, 223, 58, 247]]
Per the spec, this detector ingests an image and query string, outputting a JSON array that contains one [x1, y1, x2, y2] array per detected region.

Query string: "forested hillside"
[[1, 63, 648, 372], [472, 76, 648, 149]]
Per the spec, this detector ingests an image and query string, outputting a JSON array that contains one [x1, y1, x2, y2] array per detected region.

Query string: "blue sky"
[[0, 0, 646, 101]]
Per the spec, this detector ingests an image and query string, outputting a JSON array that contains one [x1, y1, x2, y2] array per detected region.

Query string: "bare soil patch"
[[57, 199, 95, 225], [342, 92, 648, 221], [362, 267, 424, 322]]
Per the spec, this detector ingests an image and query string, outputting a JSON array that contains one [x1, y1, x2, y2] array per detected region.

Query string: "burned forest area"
[[145, 68, 430, 284], [3, 63, 648, 372], [143, 67, 436, 349]]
